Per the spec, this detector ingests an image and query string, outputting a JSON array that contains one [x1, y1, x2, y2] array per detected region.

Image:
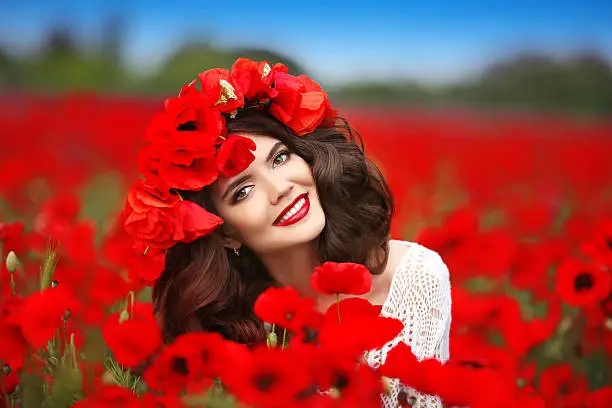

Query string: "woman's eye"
[[273, 150, 291, 167], [233, 185, 253, 203]]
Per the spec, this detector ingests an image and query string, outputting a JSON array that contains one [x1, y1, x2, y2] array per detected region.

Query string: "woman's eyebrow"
[[266, 141, 285, 162], [221, 174, 250, 200]]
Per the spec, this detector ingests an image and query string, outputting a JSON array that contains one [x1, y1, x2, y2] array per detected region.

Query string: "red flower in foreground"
[[20, 286, 81, 350], [311, 262, 372, 296], [0, 319, 28, 365], [71, 385, 140, 408], [254, 286, 314, 331], [102, 302, 162, 368], [221, 345, 312, 408], [538, 363, 589, 407], [144, 332, 240, 395], [555, 258, 611, 308], [382, 343, 518, 408], [319, 315, 403, 360]]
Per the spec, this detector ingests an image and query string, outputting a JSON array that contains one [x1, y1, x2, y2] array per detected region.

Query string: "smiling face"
[[210, 134, 326, 255]]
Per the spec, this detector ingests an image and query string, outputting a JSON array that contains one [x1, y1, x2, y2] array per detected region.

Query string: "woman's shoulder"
[[388, 239, 450, 284]]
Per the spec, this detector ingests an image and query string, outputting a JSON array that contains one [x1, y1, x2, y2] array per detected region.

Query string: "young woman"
[[124, 58, 452, 407]]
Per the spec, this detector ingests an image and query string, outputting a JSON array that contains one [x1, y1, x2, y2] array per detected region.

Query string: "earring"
[[233, 247, 240, 256]]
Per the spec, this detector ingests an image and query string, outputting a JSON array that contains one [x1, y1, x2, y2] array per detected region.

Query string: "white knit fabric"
[[365, 240, 452, 408]]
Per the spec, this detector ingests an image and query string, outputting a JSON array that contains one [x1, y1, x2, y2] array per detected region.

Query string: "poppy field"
[[1, 93, 612, 407]]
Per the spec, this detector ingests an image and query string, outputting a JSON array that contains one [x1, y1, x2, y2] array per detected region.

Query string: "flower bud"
[[266, 331, 278, 348], [327, 387, 341, 399], [5, 251, 20, 273], [118, 309, 130, 324], [101, 370, 116, 385]]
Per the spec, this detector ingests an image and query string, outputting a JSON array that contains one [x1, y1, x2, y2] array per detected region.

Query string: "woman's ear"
[[220, 236, 242, 250], [218, 225, 242, 250]]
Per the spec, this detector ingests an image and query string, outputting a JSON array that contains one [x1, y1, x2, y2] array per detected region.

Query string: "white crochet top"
[[365, 240, 452, 408]]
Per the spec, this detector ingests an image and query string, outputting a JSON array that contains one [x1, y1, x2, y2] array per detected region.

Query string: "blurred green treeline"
[[1, 24, 612, 115]]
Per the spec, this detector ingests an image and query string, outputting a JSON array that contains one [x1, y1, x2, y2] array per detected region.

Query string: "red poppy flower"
[[72, 385, 140, 408], [216, 134, 256, 177], [143, 332, 235, 394], [510, 241, 555, 296], [158, 145, 219, 191], [384, 342, 518, 408], [125, 247, 166, 284], [137, 142, 166, 183], [319, 315, 403, 360], [19, 286, 81, 350], [415, 207, 479, 280], [581, 218, 612, 267], [254, 286, 314, 331], [33, 194, 81, 236], [586, 386, 612, 408], [231, 58, 288, 100], [127, 179, 179, 213], [172, 200, 224, 243], [0, 319, 28, 365], [473, 227, 517, 278], [221, 345, 312, 408], [164, 92, 225, 139], [311, 262, 372, 296], [0, 221, 26, 255], [102, 302, 162, 368], [288, 308, 326, 346], [268, 72, 333, 136], [87, 266, 131, 308], [335, 363, 384, 408], [324, 297, 382, 321], [123, 204, 175, 250], [197, 68, 245, 113], [123, 197, 222, 250], [514, 386, 546, 408], [555, 258, 611, 308], [140, 393, 188, 408], [538, 363, 589, 407]]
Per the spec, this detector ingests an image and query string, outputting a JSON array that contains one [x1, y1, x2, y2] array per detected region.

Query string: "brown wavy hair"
[[152, 109, 395, 346]]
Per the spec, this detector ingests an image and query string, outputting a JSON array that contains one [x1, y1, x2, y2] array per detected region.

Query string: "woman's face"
[[210, 134, 326, 255]]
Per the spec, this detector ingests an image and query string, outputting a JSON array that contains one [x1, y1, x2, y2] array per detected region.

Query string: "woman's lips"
[[273, 194, 310, 226]]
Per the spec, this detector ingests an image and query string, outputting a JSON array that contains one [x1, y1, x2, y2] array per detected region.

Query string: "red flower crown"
[[122, 58, 336, 283]]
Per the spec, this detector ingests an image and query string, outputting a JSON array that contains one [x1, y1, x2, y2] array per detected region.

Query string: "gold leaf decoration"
[[261, 63, 272, 80], [215, 79, 238, 106]]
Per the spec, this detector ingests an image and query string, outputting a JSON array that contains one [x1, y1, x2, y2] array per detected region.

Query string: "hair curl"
[[152, 109, 394, 345]]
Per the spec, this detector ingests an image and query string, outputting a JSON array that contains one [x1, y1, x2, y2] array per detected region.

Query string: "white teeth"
[[277, 197, 306, 223]]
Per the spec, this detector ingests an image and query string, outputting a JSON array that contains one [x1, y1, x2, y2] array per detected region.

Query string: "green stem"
[[9, 273, 15, 297], [281, 329, 287, 350], [70, 334, 78, 370], [336, 294, 341, 323]]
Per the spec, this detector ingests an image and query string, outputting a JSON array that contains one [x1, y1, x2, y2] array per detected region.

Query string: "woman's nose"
[[262, 173, 293, 205]]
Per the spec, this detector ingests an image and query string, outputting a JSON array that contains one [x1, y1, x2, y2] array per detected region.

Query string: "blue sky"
[[1, 0, 611, 85]]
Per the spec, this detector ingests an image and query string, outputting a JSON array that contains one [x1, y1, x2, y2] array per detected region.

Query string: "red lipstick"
[[273, 193, 310, 226]]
